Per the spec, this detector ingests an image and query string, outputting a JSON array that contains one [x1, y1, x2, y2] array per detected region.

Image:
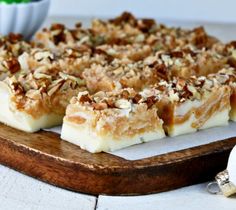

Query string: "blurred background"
[[49, 0, 236, 23]]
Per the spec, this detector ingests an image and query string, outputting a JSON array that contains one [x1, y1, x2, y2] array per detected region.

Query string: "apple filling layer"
[[0, 71, 85, 132], [61, 89, 165, 153]]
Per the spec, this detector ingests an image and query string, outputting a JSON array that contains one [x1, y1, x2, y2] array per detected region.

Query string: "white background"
[[49, 0, 236, 23]]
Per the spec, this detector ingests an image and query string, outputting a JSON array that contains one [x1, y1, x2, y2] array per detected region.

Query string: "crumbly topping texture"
[[0, 12, 236, 121], [4, 68, 86, 118], [70, 88, 160, 111]]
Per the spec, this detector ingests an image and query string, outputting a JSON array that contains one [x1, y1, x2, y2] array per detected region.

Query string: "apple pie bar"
[[0, 70, 85, 132], [154, 77, 231, 136], [61, 75, 231, 152], [61, 89, 165, 152], [0, 12, 235, 153]]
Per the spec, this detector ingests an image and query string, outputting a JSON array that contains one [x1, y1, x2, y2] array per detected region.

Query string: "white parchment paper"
[[44, 122, 236, 160], [41, 19, 236, 160]]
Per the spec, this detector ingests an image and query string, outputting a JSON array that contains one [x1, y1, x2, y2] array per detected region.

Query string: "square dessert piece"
[[61, 89, 165, 153], [206, 67, 236, 121], [154, 77, 231, 136], [35, 12, 219, 53], [82, 47, 227, 94], [0, 71, 85, 132]]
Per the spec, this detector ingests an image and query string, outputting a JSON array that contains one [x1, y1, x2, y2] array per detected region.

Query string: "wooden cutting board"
[[0, 123, 235, 196]]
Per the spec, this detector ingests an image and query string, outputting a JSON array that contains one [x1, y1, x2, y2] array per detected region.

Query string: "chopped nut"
[[79, 94, 92, 104], [34, 72, 52, 80], [75, 22, 82, 28], [135, 34, 145, 42], [105, 99, 114, 108], [175, 79, 185, 90], [121, 90, 130, 99], [8, 33, 23, 43], [47, 83, 62, 96], [154, 63, 168, 80], [50, 23, 65, 31], [59, 72, 85, 86], [115, 99, 131, 109], [34, 51, 54, 61], [92, 102, 108, 110], [227, 57, 236, 68], [161, 54, 173, 66], [93, 91, 106, 103], [187, 85, 197, 96], [169, 89, 179, 102], [26, 89, 42, 100], [146, 96, 157, 108], [169, 51, 183, 58], [132, 93, 142, 103], [5, 57, 21, 74]]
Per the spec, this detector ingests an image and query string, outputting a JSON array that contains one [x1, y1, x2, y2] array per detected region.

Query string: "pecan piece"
[[6, 58, 21, 74], [106, 98, 116, 108], [169, 51, 183, 58], [92, 102, 108, 110], [75, 22, 82, 28], [8, 33, 23, 43], [132, 93, 142, 103], [79, 94, 92, 103], [121, 90, 130, 99], [151, 63, 169, 80], [12, 82, 25, 95], [146, 96, 157, 108], [138, 19, 156, 33], [50, 23, 65, 31], [109, 12, 137, 26], [227, 57, 236, 68]]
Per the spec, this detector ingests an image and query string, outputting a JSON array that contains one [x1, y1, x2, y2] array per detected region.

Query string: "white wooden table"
[[0, 17, 236, 210]]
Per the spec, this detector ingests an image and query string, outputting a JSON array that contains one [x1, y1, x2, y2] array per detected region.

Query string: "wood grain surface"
[[0, 123, 235, 195]]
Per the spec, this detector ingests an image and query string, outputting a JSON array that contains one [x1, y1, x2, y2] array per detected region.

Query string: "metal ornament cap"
[[215, 169, 236, 197]]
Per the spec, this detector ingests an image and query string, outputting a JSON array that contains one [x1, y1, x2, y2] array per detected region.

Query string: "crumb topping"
[[0, 12, 235, 123]]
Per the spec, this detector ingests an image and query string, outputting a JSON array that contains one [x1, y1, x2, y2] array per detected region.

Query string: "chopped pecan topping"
[[11, 82, 25, 95], [106, 98, 116, 108], [92, 102, 108, 110], [226, 41, 236, 49], [49, 24, 66, 45], [227, 57, 236, 68], [182, 48, 197, 57], [132, 93, 142, 103], [109, 12, 137, 26], [115, 99, 131, 109], [192, 27, 209, 48], [146, 96, 157, 108], [152, 63, 169, 80], [169, 51, 183, 58], [79, 94, 92, 103], [181, 85, 193, 98], [138, 19, 156, 33], [121, 90, 130, 99], [75, 22, 82, 28], [50, 23, 65, 31], [5, 58, 21, 74], [176, 78, 186, 90], [93, 48, 114, 62], [8, 33, 23, 43]]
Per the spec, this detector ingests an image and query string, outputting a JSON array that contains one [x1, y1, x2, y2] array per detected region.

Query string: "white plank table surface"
[[0, 165, 97, 210], [1, 16, 236, 210]]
